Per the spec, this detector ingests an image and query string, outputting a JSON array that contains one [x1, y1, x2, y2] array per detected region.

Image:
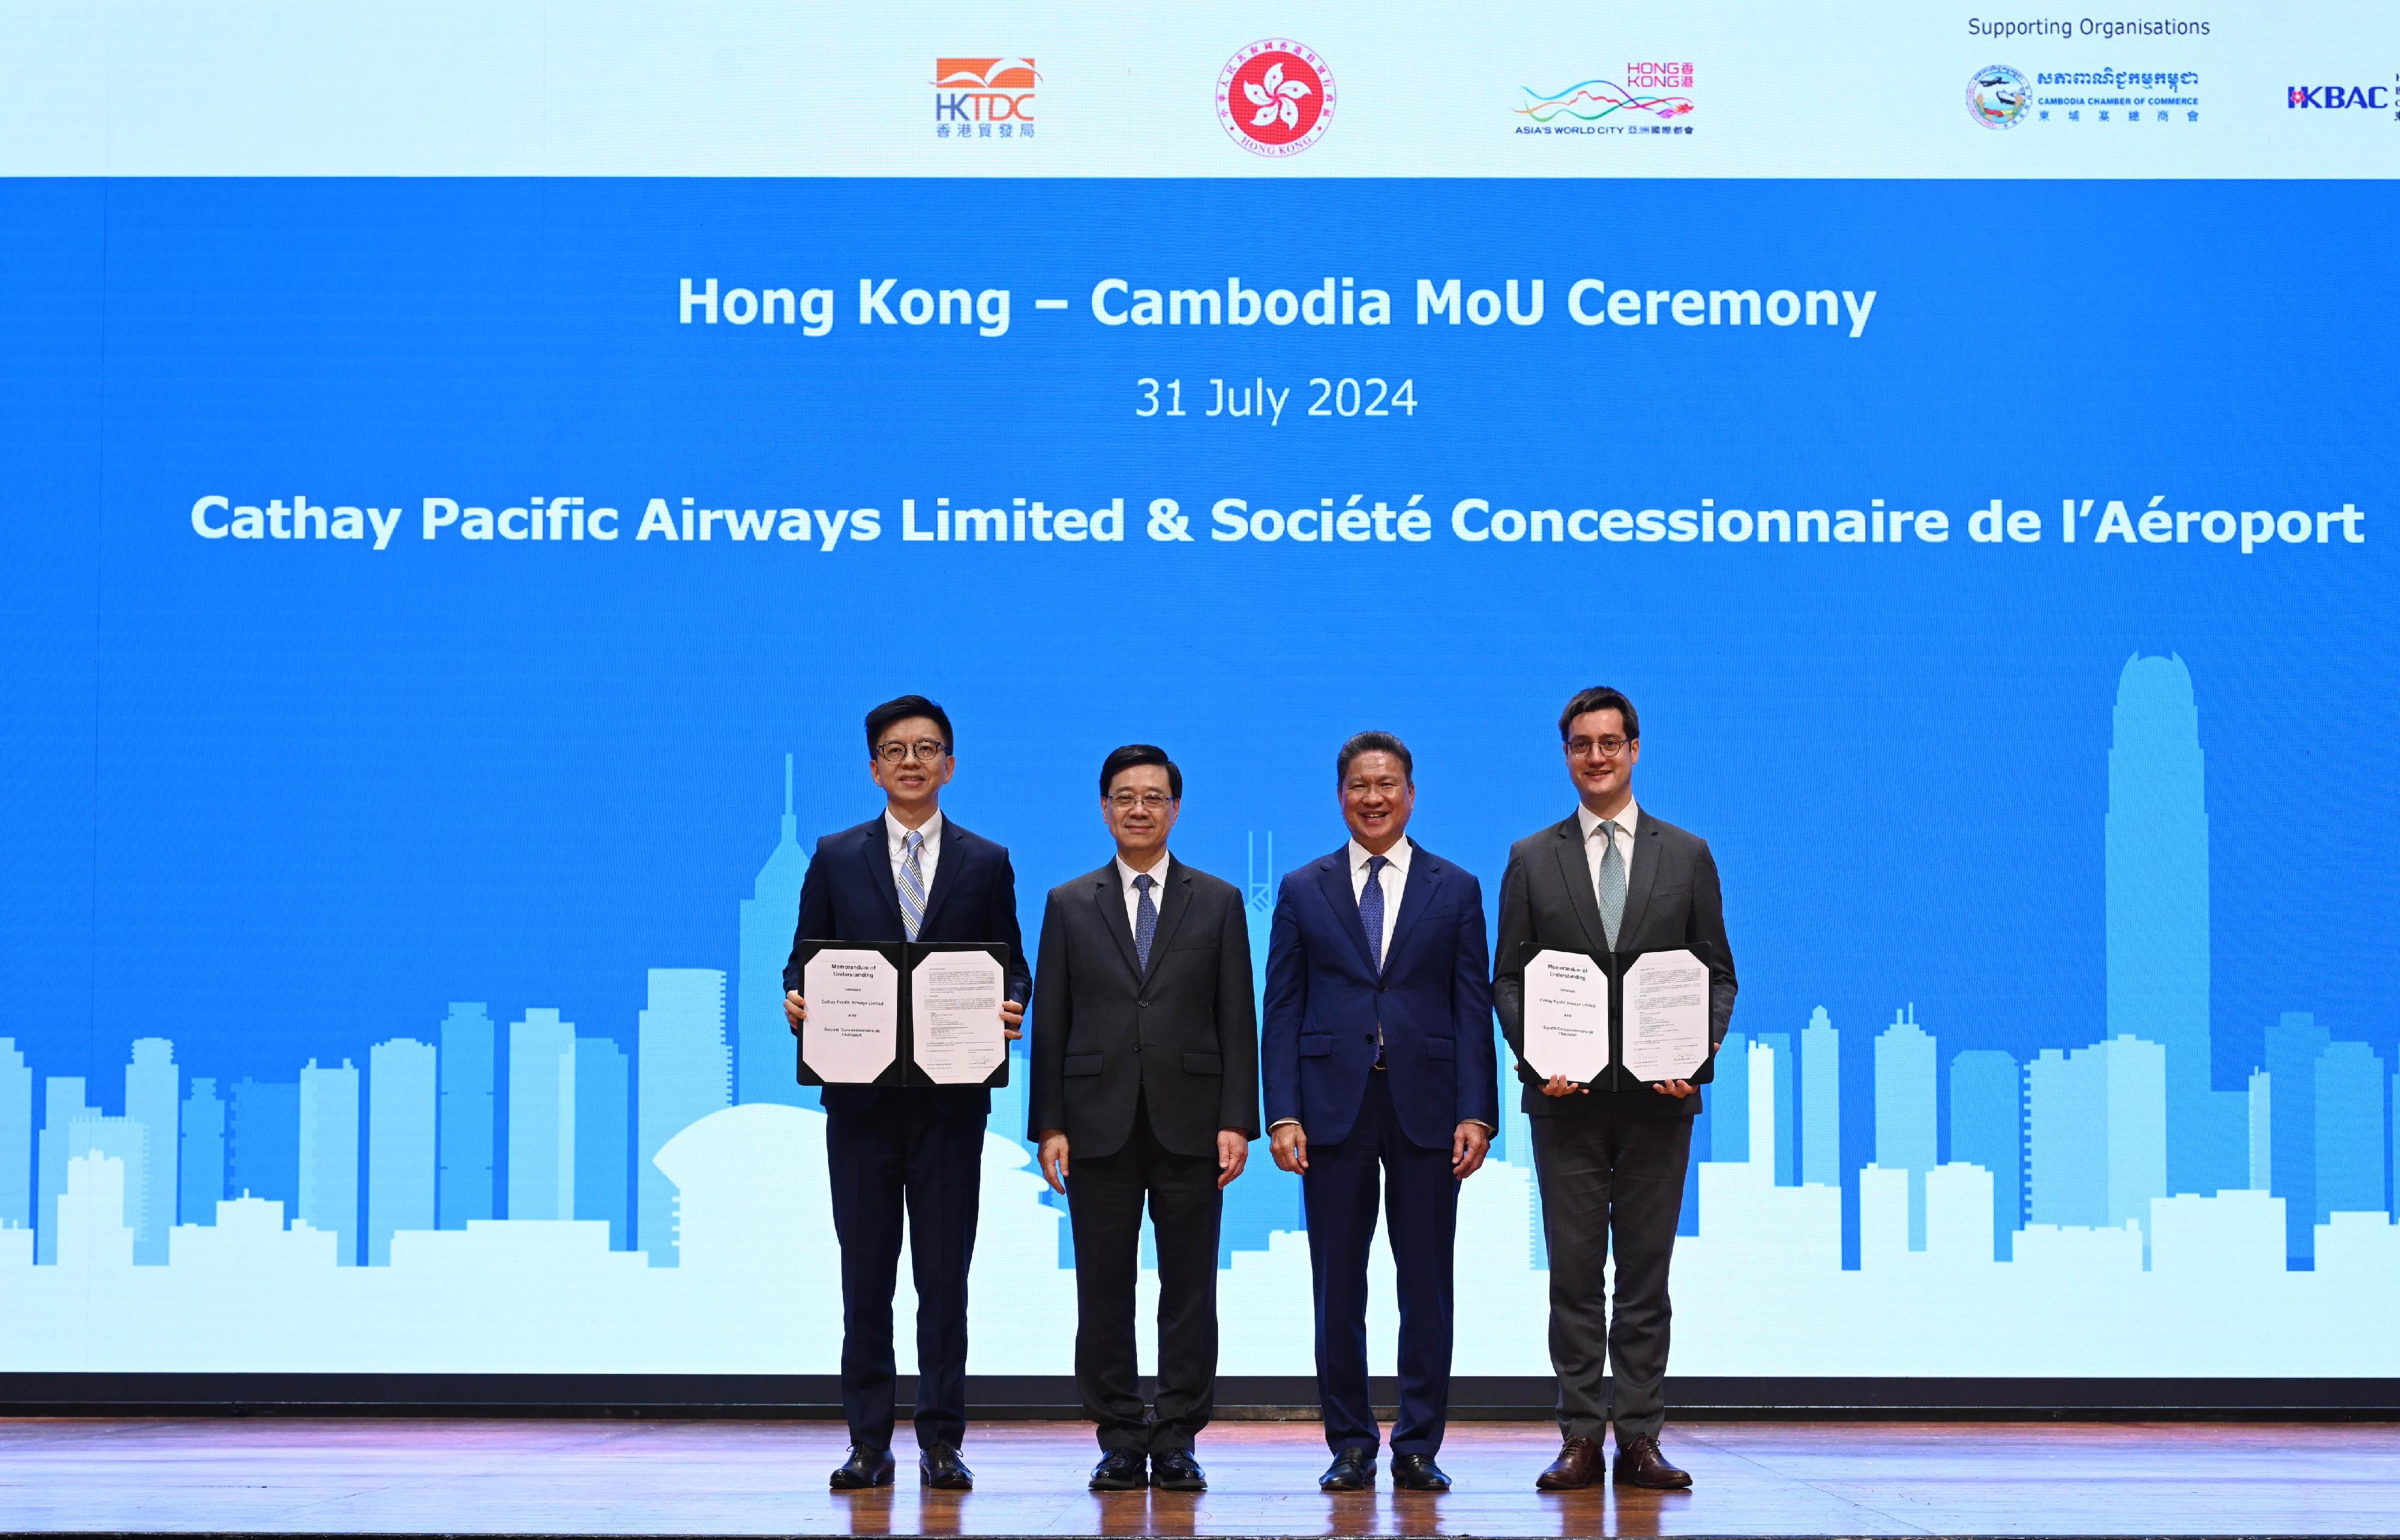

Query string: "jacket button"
[[1138, 999, 1148, 1008], [1377, 984, 1389, 993], [1364, 1034, 1375, 1044]]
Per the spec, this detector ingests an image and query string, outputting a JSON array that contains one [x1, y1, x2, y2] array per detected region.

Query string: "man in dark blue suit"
[[1262, 732, 1498, 1493], [782, 695, 1030, 1493]]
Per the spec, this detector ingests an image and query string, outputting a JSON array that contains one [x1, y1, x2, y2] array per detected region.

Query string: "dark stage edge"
[[4, 1373, 2399, 1419], [2, 1419, 2398, 1537]]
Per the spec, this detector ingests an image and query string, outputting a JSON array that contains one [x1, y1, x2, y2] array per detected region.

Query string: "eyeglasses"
[[875, 739, 949, 764], [1565, 736, 1634, 759], [1107, 791, 1176, 810]]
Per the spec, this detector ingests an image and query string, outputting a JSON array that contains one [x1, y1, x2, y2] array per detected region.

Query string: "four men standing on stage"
[[1261, 732, 1497, 1494], [786, 689, 1736, 1494]]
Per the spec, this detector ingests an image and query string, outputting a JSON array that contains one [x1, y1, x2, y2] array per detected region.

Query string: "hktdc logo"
[[1218, 40, 1334, 156], [934, 58, 1037, 140], [2285, 83, 2392, 110]]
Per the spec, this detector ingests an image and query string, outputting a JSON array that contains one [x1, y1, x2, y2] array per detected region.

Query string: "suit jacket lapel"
[[1313, 852, 1376, 975], [1551, 815, 1606, 953], [862, 823, 906, 932], [1381, 842, 1442, 972], [916, 819, 965, 935], [1615, 815, 1662, 951], [1141, 863, 1194, 980], [1092, 869, 1142, 981]]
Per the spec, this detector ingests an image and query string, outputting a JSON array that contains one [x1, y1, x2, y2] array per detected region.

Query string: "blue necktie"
[[1360, 854, 1390, 973], [1596, 820, 1625, 949], [1133, 873, 1158, 971], [898, 829, 927, 941]]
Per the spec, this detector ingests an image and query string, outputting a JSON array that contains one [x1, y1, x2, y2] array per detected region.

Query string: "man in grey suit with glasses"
[[1492, 685, 1738, 1494]]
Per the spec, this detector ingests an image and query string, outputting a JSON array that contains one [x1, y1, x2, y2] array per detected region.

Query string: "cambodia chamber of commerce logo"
[[1967, 64, 2032, 128], [1516, 62, 1696, 136], [933, 58, 1037, 139], [1218, 40, 1334, 155]]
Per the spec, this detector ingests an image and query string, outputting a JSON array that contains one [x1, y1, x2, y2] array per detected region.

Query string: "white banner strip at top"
[[2, 0, 2395, 178]]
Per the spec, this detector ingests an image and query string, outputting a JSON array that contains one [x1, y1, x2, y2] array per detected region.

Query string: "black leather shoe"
[[1151, 1448, 1208, 1491], [1089, 1449, 1148, 1491], [1319, 1446, 1375, 1491], [919, 1443, 974, 1491], [1391, 1452, 1451, 1491], [1535, 1434, 1603, 1491], [1613, 1432, 1693, 1490], [830, 1445, 896, 1489]]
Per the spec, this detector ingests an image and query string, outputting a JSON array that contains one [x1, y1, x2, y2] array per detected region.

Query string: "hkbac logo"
[[2287, 82, 2393, 112], [1517, 64, 1696, 137], [1967, 65, 2031, 128], [1218, 40, 1334, 156], [934, 58, 1037, 139]]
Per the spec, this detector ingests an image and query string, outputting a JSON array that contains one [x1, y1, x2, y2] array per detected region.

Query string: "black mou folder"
[[793, 939, 1015, 1090], [1513, 941, 1718, 1091]]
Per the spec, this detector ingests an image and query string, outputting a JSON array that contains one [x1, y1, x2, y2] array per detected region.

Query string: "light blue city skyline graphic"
[[0, 658, 2395, 1374]]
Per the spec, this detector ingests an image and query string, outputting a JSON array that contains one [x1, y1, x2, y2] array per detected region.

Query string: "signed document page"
[[1523, 948, 1612, 1085], [802, 949, 900, 1083], [911, 950, 1007, 1085], [1620, 947, 1711, 1083]]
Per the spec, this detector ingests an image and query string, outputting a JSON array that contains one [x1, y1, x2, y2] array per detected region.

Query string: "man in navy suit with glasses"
[[783, 694, 1031, 1493]]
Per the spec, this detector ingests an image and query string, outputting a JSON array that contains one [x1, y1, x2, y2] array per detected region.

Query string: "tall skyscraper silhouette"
[[58, 1151, 134, 1269], [2312, 1040, 2387, 1220], [181, 1077, 224, 1226], [1759, 1029, 1796, 1185], [124, 1038, 179, 1263], [438, 1003, 496, 1229], [637, 968, 731, 1264], [2028, 1034, 2165, 1233], [737, 754, 811, 1109], [368, 1038, 438, 1265], [2107, 653, 2242, 1194], [1873, 1007, 1937, 1247], [38, 1077, 95, 1263], [508, 1010, 577, 1221], [0, 1039, 29, 1232], [230, 1078, 300, 1214], [1799, 1008, 1840, 1187], [1222, 830, 1300, 1260], [1948, 1048, 2022, 1254], [574, 1037, 630, 1250], [2264, 1011, 2331, 1263], [1712, 1029, 1751, 1163], [299, 1060, 359, 1263]]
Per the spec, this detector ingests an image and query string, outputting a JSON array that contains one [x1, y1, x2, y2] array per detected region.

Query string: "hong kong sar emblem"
[[1219, 40, 1335, 156]]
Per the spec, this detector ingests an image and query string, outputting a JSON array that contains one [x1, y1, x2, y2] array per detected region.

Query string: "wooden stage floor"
[[1, 1417, 2396, 1537]]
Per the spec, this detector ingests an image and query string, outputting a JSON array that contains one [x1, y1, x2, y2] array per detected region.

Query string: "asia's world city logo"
[[1516, 63, 1696, 137], [1967, 64, 2031, 128], [934, 58, 1037, 140], [1218, 40, 1334, 157]]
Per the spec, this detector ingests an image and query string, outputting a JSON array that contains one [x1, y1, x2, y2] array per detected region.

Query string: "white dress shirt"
[[1576, 799, 1640, 919], [886, 809, 943, 896], [1114, 851, 1172, 936], [1348, 837, 1412, 964]]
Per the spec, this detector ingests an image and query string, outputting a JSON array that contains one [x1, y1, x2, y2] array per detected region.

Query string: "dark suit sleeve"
[[994, 847, 1032, 1006], [1688, 839, 1738, 1050], [1259, 881, 1306, 1129], [1027, 890, 1071, 1139], [1491, 846, 1537, 1085], [1217, 888, 1262, 1139], [783, 838, 833, 993], [1453, 874, 1500, 1127]]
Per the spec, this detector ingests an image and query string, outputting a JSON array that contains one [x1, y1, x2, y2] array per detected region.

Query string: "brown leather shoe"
[[1613, 1432, 1693, 1490], [1534, 1435, 1604, 1490]]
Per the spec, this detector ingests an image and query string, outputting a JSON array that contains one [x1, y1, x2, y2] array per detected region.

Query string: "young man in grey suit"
[[1028, 744, 1261, 1494], [1492, 686, 1738, 1493]]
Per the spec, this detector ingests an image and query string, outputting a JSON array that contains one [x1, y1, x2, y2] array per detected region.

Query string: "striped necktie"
[[898, 828, 928, 941]]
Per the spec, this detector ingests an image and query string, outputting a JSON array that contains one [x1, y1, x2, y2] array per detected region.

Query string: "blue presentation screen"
[[2, 5, 2396, 1379]]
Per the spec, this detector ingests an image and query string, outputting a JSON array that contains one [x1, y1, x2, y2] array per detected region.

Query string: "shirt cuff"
[[1267, 1118, 1301, 1131], [1465, 1119, 1498, 1132]]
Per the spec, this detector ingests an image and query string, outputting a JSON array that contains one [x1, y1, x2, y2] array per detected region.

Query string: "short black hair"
[[865, 694, 953, 755], [1336, 731, 1414, 785], [1558, 686, 1640, 743], [1099, 743, 1183, 800]]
